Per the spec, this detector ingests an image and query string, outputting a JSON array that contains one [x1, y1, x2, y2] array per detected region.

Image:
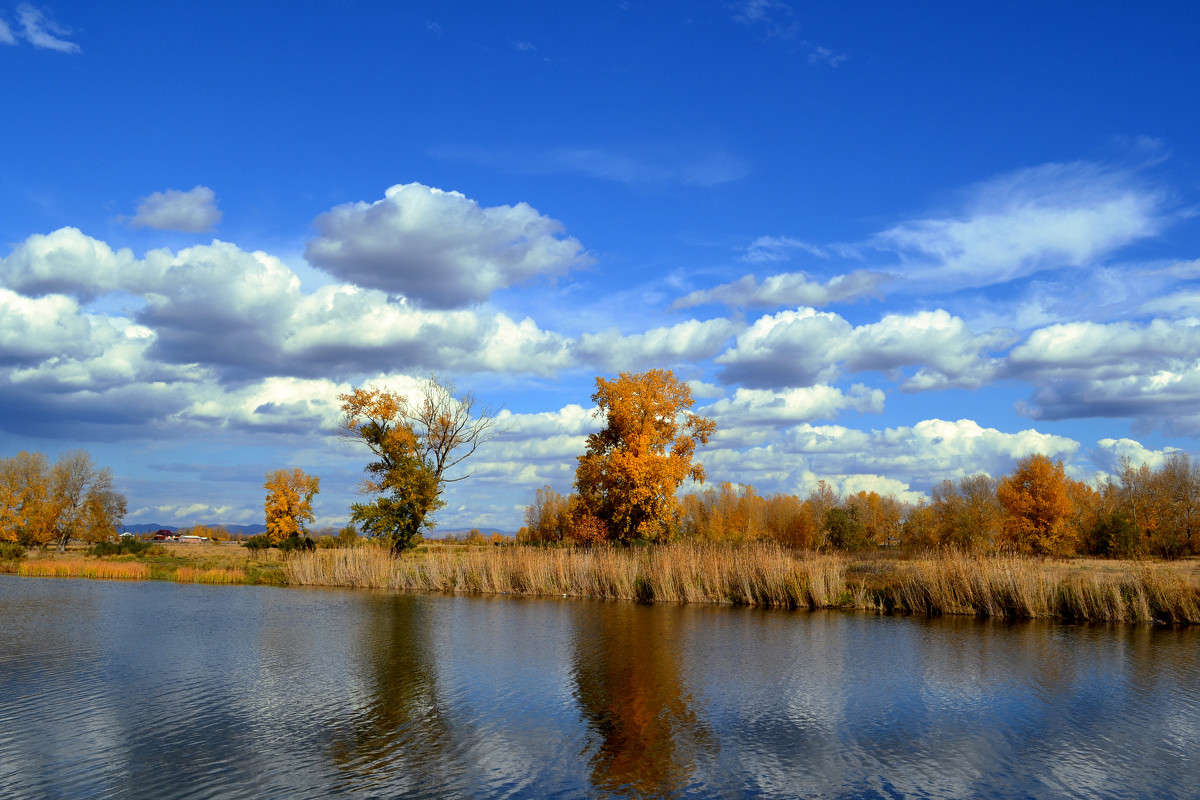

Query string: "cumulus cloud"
[[130, 186, 222, 233], [1007, 318, 1200, 432], [715, 307, 850, 387], [305, 182, 591, 308], [15, 4, 79, 52], [0, 228, 577, 381], [0, 227, 136, 299], [674, 269, 888, 309], [872, 162, 1172, 290], [698, 417, 1080, 499], [707, 384, 883, 428], [572, 318, 738, 370], [1090, 438, 1180, 475], [715, 306, 1005, 390]]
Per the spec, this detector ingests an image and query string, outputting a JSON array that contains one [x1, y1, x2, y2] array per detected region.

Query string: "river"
[[1, 574, 1197, 799]]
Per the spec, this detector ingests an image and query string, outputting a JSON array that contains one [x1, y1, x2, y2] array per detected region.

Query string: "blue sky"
[[3, 1, 1199, 531]]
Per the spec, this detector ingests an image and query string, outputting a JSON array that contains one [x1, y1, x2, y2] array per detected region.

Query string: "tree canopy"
[[574, 369, 716, 543], [340, 376, 501, 552], [0, 450, 126, 549], [263, 467, 320, 545]]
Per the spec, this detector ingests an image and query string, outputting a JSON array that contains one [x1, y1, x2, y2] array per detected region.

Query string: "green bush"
[[89, 537, 154, 556], [279, 535, 316, 553], [244, 534, 272, 552], [0, 542, 27, 560]]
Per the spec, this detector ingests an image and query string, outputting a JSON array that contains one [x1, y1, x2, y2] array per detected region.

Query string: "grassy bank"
[[2, 542, 287, 585], [6, 540, 1198, 623], [284, 542, 1200, 624]]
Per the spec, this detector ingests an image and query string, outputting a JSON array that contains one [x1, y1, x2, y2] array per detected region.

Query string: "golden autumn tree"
[[0, 451, 54, 545], [1, 450, 125, 548], [263, 468, 320, 544], [574, 369, 716, 543], [995, 454, 1075, 555]]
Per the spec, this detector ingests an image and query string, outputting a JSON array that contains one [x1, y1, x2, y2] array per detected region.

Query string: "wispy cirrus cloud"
[[14, 4, 80, 53], [432, 143, 749, 187], [871, 161, 1176, 290]]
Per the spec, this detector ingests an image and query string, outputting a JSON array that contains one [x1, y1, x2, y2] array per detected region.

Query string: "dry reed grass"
[[284, 543, 1200, 623], [172, 566, 247, 584], [18, 559, 149, 580], [883, 551, 1200, 623], [285, 542, 846, 609]]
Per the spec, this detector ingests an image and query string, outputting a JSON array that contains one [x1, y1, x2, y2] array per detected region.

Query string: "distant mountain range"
[[122, 523, 516, 539], [123, 523, 267, 536]]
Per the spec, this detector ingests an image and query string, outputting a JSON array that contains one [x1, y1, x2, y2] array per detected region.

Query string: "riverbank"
[[2, 541, 288, 585], [4, 541, 1198, 623], [283, 542, 1200, 624]]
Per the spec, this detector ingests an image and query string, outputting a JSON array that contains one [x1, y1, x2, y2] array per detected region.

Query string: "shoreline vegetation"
[[4, 541, 1198, 625]]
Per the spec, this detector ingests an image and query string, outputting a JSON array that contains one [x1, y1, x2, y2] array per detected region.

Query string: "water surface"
[[1, 574, 1197, 798]]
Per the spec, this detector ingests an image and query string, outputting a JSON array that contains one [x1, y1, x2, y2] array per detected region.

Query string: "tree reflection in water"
[[572, 602, 717, 797], [327, 593, 456, 793]]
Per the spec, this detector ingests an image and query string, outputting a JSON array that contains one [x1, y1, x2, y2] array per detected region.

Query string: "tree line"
[[0, 450, 127, 550], [518, 371, 1200, 559]]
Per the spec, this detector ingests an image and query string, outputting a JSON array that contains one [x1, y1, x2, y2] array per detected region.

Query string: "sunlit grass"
[[285, 542, 1200, 623], [18, 559, 149, 580]]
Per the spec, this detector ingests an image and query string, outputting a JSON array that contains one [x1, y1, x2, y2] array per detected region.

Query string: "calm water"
[[1, 574, 1198, 799]]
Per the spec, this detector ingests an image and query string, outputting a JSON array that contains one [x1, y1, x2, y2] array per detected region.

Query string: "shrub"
[[0, 542, 27, 560], [244, 534, 272, 553], [89, 537, 154, 556], [278, 534, 316, 553]]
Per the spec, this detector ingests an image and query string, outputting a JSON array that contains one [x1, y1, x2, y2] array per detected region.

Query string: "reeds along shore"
[[283, 542, 1200, 624]]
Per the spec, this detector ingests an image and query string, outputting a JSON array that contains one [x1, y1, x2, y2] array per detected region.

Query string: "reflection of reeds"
[[284, 543, 1200, 623], [18, 560, 149, 580]]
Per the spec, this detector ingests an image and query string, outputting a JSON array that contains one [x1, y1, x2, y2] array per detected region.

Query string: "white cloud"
[[740, 235, 828, 263], [674, 269, 888, 309], [706, 384, 883, 429], [715, 307, 850, 387], [16, 4, 79, 52], [715, 306, 1005, 390], [1006, 318, 1200, 432], [731, 0, 798, 38], [0, 18, 16, 45], [872, 162, 1171, 290], [807, 46, 847, 67], [572, 318, 738, 370], [130, 186, 222, 233], [1090, 438, 1180, 475], [305, 182, 591, 308], [0, 227, 136, 299], [0, 288, 95, 363], [698, 417, 1080, 499]]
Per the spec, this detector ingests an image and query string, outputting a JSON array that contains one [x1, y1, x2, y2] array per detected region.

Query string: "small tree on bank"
[[264, 468, 320, 545]]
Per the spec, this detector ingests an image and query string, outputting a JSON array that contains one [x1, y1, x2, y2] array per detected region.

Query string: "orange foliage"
[[575, 370, 715, 543], [263, 468, 320, 544], [996, 454, 1075, 555]]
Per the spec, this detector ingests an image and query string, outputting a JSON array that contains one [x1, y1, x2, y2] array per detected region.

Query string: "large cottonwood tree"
[[339, 376, 501, 552], [574, 369, 716, 543]]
